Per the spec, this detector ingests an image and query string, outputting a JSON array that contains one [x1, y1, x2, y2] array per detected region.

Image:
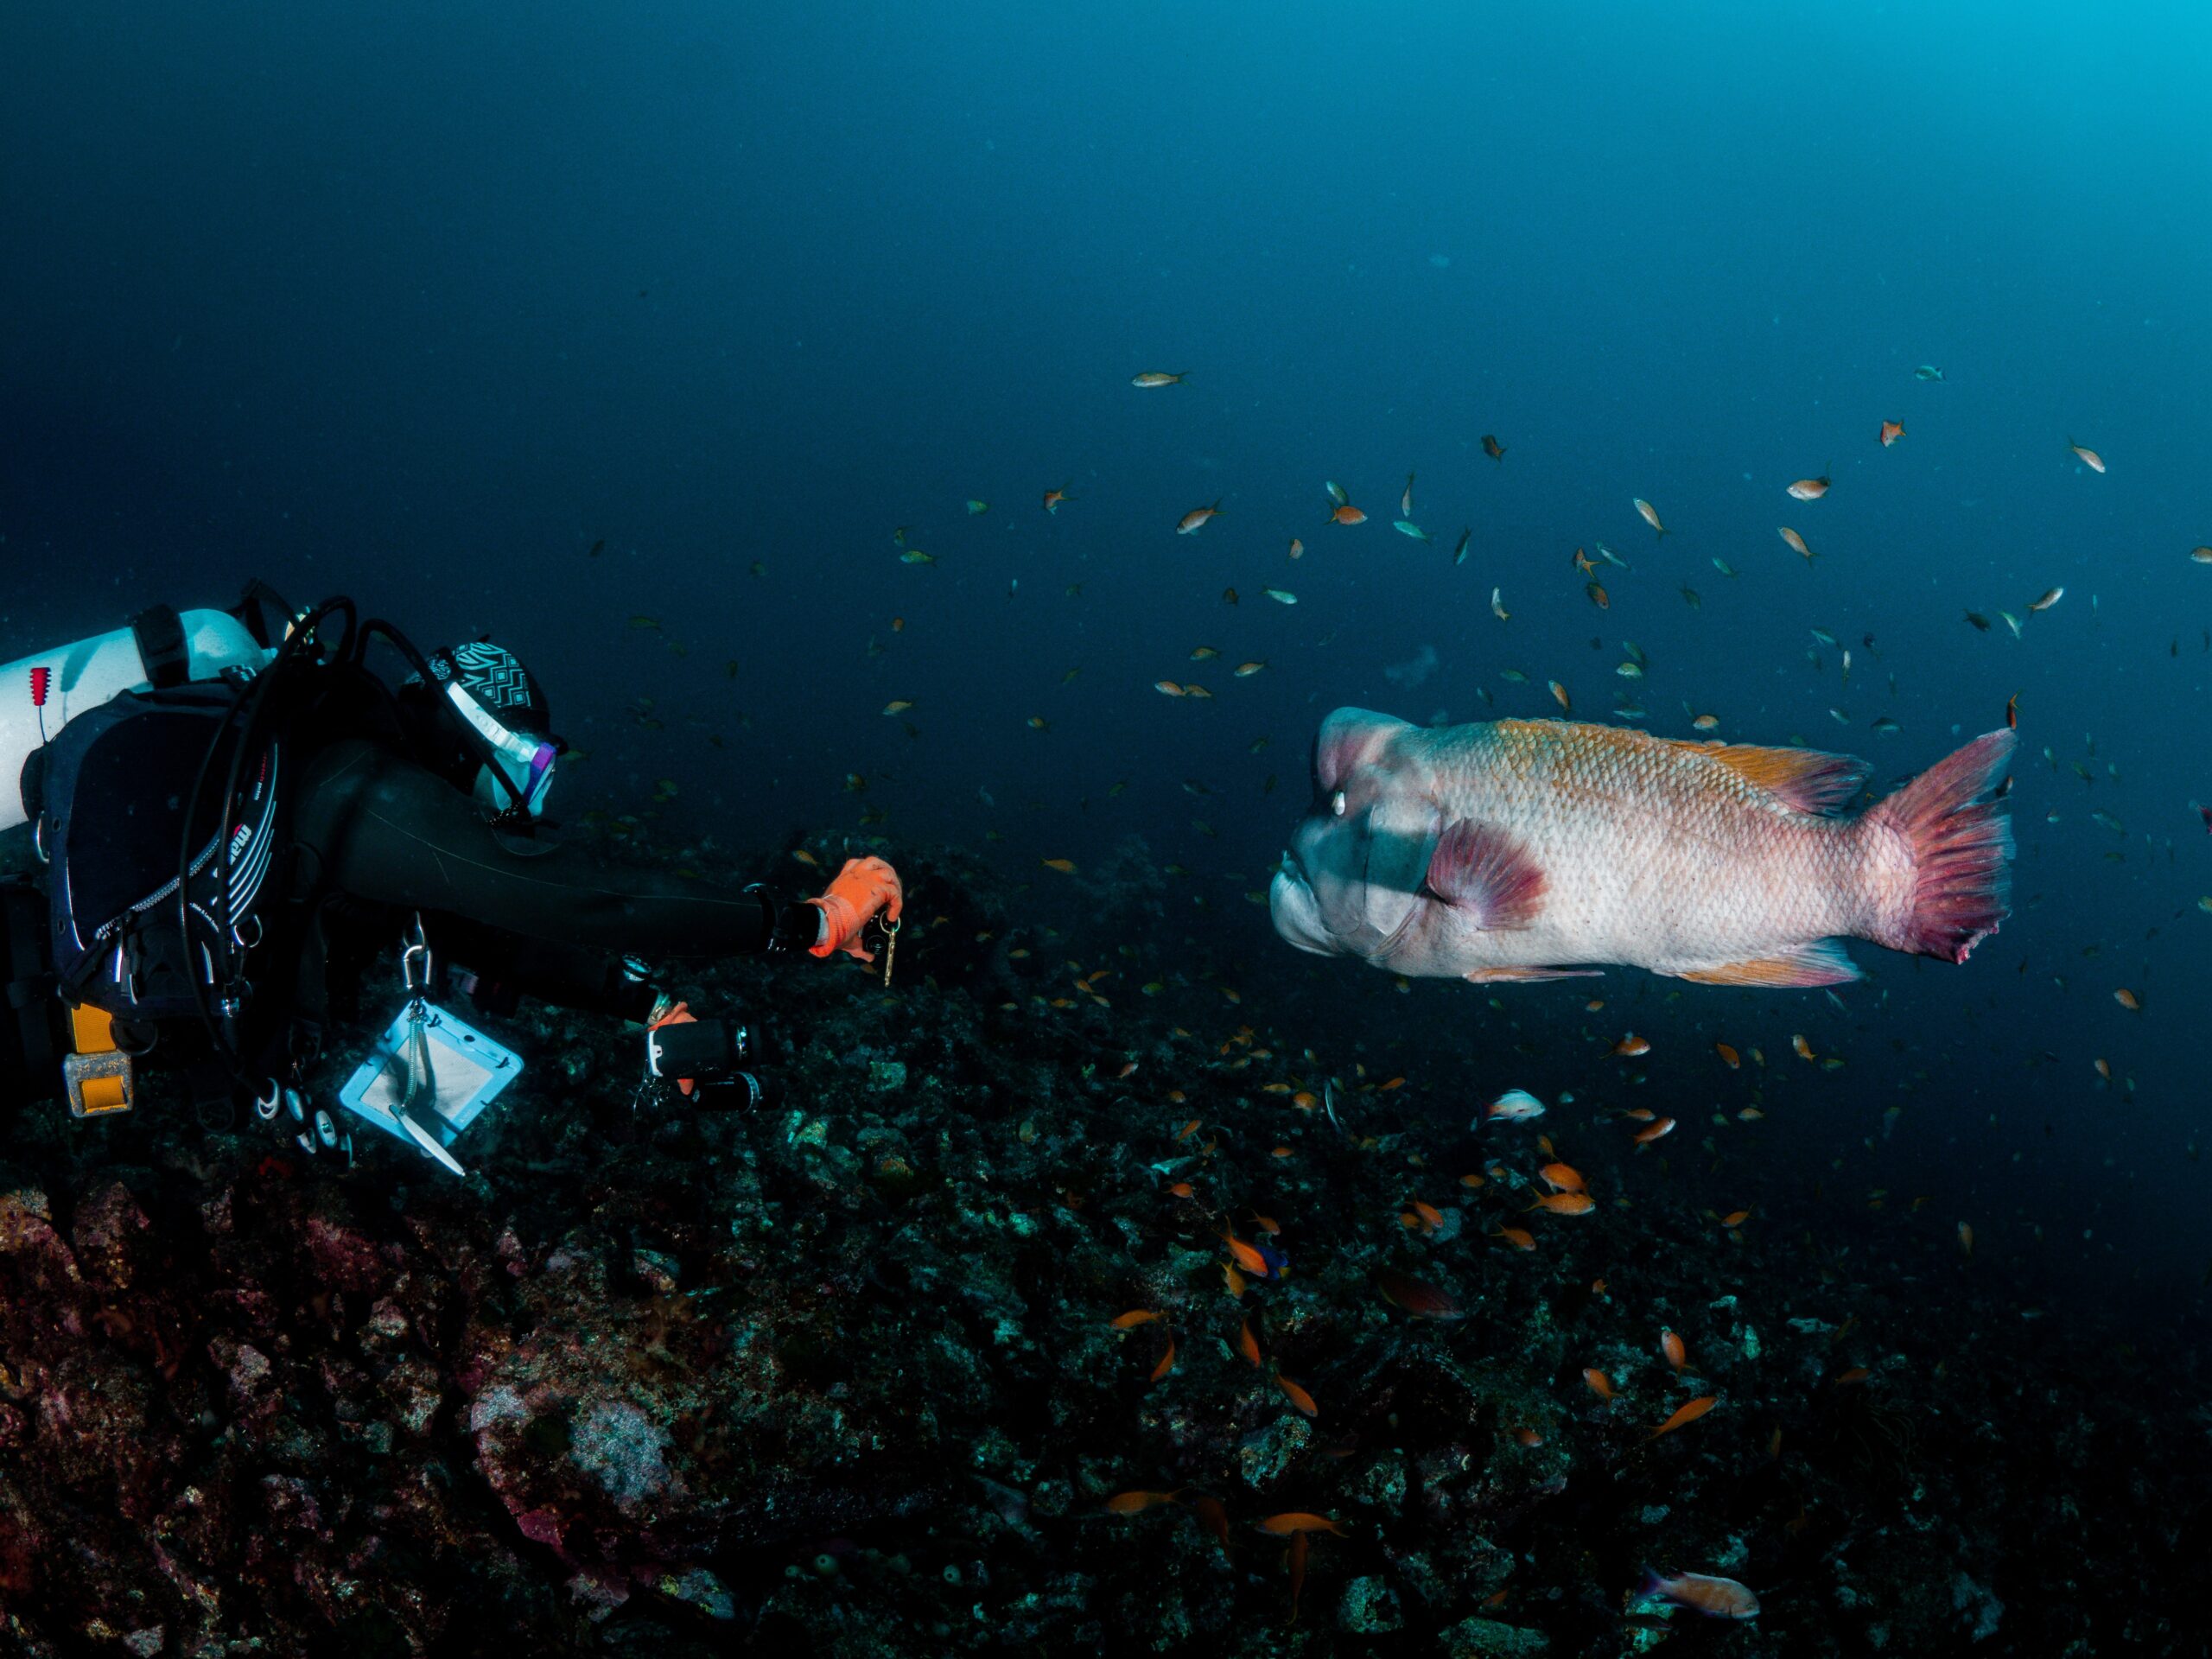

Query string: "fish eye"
[[1331, 790, 1347, 817]]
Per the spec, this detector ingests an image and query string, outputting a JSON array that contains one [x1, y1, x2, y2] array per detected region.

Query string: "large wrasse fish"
[[1269, 708, 2014, 988]]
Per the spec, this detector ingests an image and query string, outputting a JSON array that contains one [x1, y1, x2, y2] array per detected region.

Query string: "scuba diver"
[[0, 583, 902, 1172]]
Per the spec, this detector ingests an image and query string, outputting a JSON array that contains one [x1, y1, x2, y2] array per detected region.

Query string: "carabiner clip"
[[400, 913, 433, 1004]]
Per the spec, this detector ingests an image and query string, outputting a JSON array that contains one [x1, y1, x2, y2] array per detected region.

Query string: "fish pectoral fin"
[[1463, 966, 1604, 983], [1672, 941, 1861, 988], [1424, 818, 1548, 929]]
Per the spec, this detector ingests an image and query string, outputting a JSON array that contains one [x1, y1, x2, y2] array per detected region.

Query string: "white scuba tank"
[[1, 610, 276, 831]]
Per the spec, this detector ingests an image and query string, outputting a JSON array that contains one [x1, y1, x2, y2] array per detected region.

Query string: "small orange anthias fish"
[[1661, 1329, 1688, 1370], [1649, 1395, 1717, 1439], [1376, 1266, 1464, 1319], [1612, 1033, 1650, 1057], [1493, 1225, 1537, 1251], [1236, 1319, 1263, 1367], [1638, 1568, 1760, 1619], [1634, 1117, 1676, 1145], [1258, 1512, 1347, 1535], [1042, 485, 1071, 513], [1483, 434, 1506, 461], [1583, 1368, 1615, 1400], [1527, 1192, 1595, 1217], [1330, 503, 1368, 526], [1178, 499, 1224, 534], [1275, 1375, 1319, 1417], [2068, 436, 2106, 474], [1786, 474, 1831, 500], [1130, 370, 1187, 387], [1878, 420, 1905, 447], [1539, 1161, 1586, 1193], [1104, 1489, 1185, 1513]]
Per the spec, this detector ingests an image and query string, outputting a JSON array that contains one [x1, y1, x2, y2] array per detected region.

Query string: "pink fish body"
[[1270, 709, 2014, 988]]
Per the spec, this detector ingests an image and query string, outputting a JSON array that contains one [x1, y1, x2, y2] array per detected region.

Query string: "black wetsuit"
[[283, 735, 818, 1030]]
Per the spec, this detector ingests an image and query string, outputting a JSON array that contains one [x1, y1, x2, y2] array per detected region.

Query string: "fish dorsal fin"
[[1424, 818, 1547, 929], [1693, 742, 1870, 815]]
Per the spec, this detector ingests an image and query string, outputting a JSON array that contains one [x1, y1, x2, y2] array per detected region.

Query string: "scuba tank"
[[3, 606, 277, 831]]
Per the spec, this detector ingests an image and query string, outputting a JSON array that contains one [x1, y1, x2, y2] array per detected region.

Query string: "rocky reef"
[[0, 838, 2202, 1656]]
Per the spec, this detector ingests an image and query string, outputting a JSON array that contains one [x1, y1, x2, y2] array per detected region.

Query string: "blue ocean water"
[[3, 3, 2209, 1322]]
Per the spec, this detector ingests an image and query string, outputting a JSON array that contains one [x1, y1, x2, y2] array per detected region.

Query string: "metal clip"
[[880, 916, 900, 988], [400, 913, 433, 1003]]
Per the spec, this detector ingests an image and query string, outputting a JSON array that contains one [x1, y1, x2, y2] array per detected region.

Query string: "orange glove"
[[646, 995, 698, 1096], [805, 856, 903, 962]]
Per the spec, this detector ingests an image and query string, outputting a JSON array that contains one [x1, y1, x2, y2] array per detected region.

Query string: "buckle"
[[64, 1050, 135, 1116]]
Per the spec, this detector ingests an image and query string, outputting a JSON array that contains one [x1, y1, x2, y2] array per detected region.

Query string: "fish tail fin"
[[1863, 730, 2016, 963], [1635, 1567, 1668, 1602]]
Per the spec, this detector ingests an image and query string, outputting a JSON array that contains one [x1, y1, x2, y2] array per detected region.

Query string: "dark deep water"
[[7, 0, 2211, 1322], [3, 5, 2212, 1647]]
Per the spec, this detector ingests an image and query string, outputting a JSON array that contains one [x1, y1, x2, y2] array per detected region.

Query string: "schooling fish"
[[1269, 708, 2016, 988]]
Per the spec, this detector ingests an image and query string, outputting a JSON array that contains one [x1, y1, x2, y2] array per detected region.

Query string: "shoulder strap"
[[130, 605, 189, 690]]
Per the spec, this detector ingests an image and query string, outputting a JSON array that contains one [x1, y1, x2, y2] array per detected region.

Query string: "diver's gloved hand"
[[804, 856, 903, 963]]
